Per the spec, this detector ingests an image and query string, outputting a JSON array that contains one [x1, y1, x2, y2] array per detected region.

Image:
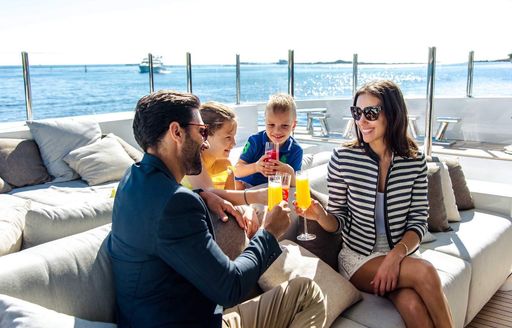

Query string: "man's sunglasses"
[[183, 123, 209, 141], [350, 106, 382, 121]]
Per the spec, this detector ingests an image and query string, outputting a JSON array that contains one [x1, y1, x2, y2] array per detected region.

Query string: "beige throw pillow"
[[0, 201, 30, 256], [258, 240, 361, 327], [106, 133, 143, 162], [63, 137, 134, 186]]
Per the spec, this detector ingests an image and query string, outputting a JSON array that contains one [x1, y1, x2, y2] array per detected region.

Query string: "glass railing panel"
[[240, 61, 288, 103], [21, 53, 148, 121], [192, 64, 237, 104], [294, 62, 352, 100], [151, 59, 188, 96], [472, 61, 512, 97], [358, 63, 429, 98], [0, 53, 25, 123]]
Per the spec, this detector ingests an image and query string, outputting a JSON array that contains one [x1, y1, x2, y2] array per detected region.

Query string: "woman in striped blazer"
[[296, 80, 453, 327]]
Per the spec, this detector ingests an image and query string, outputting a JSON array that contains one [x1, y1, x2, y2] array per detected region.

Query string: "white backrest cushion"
[[0, 200, 30, 256], [0, 225, 115, 323], [23, 200, 113, 249], [27, 118, 101, 182]]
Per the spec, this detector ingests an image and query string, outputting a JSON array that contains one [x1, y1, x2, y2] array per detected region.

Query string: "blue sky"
[[1, 0, 511, 65]]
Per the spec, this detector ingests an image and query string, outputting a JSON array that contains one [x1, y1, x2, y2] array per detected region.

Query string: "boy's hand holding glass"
[[255, 153, 278, 177]]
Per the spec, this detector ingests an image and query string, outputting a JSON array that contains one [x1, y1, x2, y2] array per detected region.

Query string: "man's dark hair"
[[133, 90, 200, 151]]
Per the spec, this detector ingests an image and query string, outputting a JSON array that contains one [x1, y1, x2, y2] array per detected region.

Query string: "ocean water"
[[0, 62, 511, 123]]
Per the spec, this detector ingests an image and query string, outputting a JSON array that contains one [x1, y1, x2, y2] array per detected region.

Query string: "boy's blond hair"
[[265, 93, 297, 118]]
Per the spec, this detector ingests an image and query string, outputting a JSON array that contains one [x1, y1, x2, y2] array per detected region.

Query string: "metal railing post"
[[466, 51, 474, 98], [148, 53, 154, 93], [424, 46, 437, 156], [352, 53, 358, 96], [21, 51, 33, 121], [186, 52, 192, 93], [236, 54, 241, 104], [288, 49, 294, 97]]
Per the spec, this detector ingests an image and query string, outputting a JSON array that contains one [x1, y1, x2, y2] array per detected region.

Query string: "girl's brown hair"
[[199, 101, 236, 136]]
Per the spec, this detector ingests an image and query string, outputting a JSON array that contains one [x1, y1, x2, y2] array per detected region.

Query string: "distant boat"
[[139, 56, 166, 73]]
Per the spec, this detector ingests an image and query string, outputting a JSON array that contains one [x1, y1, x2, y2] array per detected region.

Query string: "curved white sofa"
[[0, 153, 511, 328]]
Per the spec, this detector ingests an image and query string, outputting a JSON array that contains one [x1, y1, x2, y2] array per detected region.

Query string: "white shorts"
[[338, 234, 391, 279]]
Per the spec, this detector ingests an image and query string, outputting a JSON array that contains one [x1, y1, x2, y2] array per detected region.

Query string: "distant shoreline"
[[0, 59, 509, 68]]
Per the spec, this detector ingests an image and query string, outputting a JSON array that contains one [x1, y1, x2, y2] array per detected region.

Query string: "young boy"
[[234, 93, 303, 187]]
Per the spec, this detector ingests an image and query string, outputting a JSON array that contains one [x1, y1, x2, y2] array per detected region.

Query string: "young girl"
[[295, 80, 453, 328], [183, 101, 265, 238]]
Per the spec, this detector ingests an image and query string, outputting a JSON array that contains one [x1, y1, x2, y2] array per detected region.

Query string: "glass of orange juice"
[[295, 170, 316, 241], [268, 174, 283, 211]]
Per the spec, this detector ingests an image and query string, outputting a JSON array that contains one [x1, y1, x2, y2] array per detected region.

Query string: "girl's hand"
[[370, 251, 403, 296], [292, 198, 325, 222]]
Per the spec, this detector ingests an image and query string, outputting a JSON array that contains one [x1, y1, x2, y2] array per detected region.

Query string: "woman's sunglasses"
[[183, 123, 209, 141], [350, 106, 382, 121]]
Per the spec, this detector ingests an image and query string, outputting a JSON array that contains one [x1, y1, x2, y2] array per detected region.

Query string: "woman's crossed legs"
[[350, 256, 453, 328]]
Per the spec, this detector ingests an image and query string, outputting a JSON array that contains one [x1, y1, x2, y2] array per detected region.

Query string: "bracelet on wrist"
[[243, 189, 249, 205], [396, 241, 409, 256]]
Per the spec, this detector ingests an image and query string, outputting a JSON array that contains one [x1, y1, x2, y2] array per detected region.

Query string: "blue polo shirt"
[[238, 131, 303, 187]]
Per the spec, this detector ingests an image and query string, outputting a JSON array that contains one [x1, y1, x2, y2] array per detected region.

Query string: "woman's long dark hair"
[[347, 80, 419, 158]]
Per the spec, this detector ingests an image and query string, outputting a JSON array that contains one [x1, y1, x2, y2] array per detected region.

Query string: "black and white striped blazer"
[[327, 146, 428, 256]]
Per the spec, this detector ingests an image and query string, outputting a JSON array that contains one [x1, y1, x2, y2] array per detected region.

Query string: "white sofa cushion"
[[23, 199, 113, 249], [0, 225, 115, 323], [259, 240, 361, 327], [338, 249, 471, 328], [0, 200, 30, 256], [0, 294, 116, 328], [9, 180, 117, 207], [421, 209, 512, 324], [26, 118, 101, 182], [63, 135, 134, 186]]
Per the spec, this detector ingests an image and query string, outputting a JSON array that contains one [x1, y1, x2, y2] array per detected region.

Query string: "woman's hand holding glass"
[[293, 198, 327, 222]]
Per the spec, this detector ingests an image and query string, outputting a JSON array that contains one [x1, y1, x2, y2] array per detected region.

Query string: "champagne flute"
[[295, 170, 316, 241], [267, 174, 283, 211]]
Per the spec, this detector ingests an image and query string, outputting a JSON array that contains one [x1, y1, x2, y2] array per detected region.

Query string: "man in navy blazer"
[[108, 91, 326, 327]]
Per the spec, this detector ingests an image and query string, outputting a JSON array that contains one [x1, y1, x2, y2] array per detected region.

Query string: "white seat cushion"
[[9, 180, 117, 206], [420, 209, 512, 324], [339, 249, 470, 328], [0, 294, 116, 328]]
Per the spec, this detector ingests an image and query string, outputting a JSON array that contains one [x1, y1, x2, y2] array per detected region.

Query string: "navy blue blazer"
[[108, 153, 281, 327]]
